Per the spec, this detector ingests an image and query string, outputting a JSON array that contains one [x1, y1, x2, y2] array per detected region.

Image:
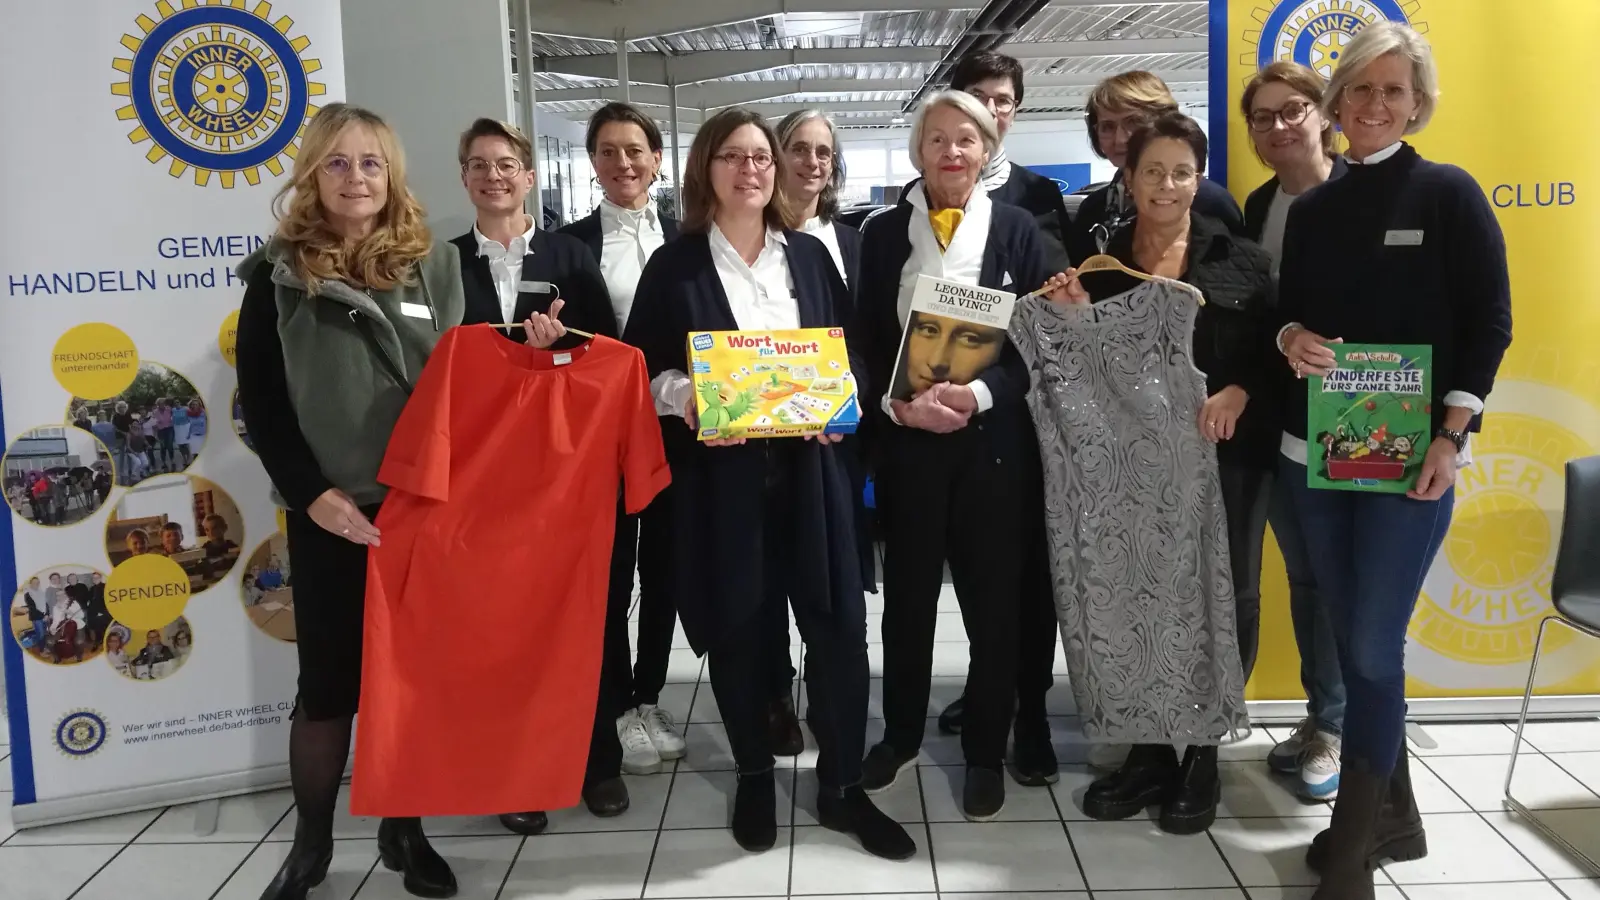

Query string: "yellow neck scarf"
[[928, 208, 964, 252]]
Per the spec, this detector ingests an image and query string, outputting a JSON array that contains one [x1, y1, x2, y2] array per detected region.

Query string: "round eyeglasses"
[[1248, 100, 1314, 133]]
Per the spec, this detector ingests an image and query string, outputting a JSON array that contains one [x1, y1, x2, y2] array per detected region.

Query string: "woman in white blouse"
[[623, 107, 913, 862], [776, 109, 861, 289]]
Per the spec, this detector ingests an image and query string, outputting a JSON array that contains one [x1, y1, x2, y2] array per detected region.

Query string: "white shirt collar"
[[907, 180, 991, 217], [1346, 141, 1404, 165], [709, 222, 787, 258], [800, 215, 830, 234], [472, 215, 536, 258], [600, 197, 659, 231]]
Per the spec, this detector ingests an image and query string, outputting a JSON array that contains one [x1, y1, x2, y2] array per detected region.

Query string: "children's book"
[[1307, 343, 1432, 493]]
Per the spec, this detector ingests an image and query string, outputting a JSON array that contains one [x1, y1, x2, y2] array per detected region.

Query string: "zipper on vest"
[[347, 309, 412, 394]]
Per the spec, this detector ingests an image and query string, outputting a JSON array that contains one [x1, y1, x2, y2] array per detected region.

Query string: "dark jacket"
[[1069, 172, 1245, 266], [1242, 158, 1349, 243], [1092, 213, 1282, 470], [557, 208, 682, 264], [620, 230, 864, 653], [1278, 143, 1513, 439], [899, 161, 1070, 272], [833, 220, 863, 292], [451, 228, 618, 340]]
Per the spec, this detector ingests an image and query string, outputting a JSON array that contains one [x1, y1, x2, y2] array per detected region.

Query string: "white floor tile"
[[75, 842, 254, 900], [500, 830, 656, 900], [643, 827, 792, 898], [1246, 888, 1404, 900], [1405, 756, 1475, 813], [792, 767, 922, 828], [930, 821, 1087, 892], [4, 807, 162, 846], [1380, 811, 1542, 884], [1219, 726, 1280, 763], [930, 642, 971, 677], [679, 723, 738, 772], [214, 839, 378, 900], [1555, 879, 1600, 899], [1427, 753, 1600, 811], [546, 773, 673, 834], [925, 894, 1082, 900], [926, 676, 969, 718], [664, 648, 704, 684], [1209, 814, 1331, 888], [1548, 752, 1600, 797], [0, 753, 11, 792], [1039, 764, 1101, 821], [138, 789, 293, 843], [270, 784, 379, 840], [1216, 761, 1332, 818], [655, 682, 699, 726], [789, 825, 935, 894], [1066, 820, 1235, 891], [357, 835, 521, 900], [0, 843, 121, 900], [665, 769, 797, 830], [934, 613, 969, 643], [687, 681, 722, 724], [1520, 720, 1600, 755], [1483, 808, 1600, 880], [0, 797, 13, 844], [1095, 892, 1245, 899], [1408, 722, 1520, 756], [919, 765, 1060, 823], [1402, 882, 1566, 899]]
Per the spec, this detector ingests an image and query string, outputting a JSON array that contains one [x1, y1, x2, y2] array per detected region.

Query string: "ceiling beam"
[[1004, 37, 1208, 59], [540, 46, 947, 84], [526, 0, 980, 43]]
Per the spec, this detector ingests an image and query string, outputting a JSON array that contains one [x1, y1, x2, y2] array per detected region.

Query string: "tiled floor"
[[6, 590, 1600, 899]]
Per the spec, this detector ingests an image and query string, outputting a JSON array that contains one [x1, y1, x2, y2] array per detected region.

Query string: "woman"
[[1278, 24, 1512, 898], [553, 102, 687, 801], [1058, 111, 1273, 834], [185, 398, 207, 462], [853, 91, 1072, 822], [152, 398, 176, 473], [105, 628, 130, 676], [622, 107, 913, 862], [47, 588, 86, 663], [1069, 71, 1245, 264], [1241, 61, 1348, 801], [235, 102, 474, 900]]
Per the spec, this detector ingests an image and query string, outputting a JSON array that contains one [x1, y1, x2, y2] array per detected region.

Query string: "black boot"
[[1159, 745, 1220, 835], [584, 777, 631, 817], [377, 817, 458, 899], [769, 695, 806, 757], [732, 769, 778, 852], [1010, 717, 1060, 787], [817, 786, 917, 860], [938, 694, 966, 735], [498, 811, 549, 835], [258, 819, 333, 900], [1081, 744, 1178, 821], [1308, 750, 1427, 872], [1310, 758, 1385, 900]]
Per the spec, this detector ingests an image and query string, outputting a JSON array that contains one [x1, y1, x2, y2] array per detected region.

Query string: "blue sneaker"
[[1268, 719, 1316, 775], [1298, 731, 1342, 800]]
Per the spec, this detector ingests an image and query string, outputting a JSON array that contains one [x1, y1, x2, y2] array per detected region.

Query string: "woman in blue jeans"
[[1277, 23, 1512, 900]]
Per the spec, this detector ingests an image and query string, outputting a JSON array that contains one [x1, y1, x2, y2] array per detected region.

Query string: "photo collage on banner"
[[0, 0, 345, 825], [1211, 0, 1600, 705]]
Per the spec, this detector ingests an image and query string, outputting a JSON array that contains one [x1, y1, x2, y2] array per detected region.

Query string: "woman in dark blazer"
[[853, 90, 1071, 822], [621, 106, 914, 862]]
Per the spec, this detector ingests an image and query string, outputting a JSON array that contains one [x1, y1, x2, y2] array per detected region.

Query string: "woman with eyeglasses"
[[1056, 111, 1276, 835], [1277, 24, 1511, 899], [235, 103, 467, 900], [622, 107, 914, 862], [1068, 71, 1246, 265], [1240, 61, 1349, 804]]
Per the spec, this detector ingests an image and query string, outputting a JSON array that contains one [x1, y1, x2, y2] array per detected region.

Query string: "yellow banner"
[[1211, 0, 1600, 700]]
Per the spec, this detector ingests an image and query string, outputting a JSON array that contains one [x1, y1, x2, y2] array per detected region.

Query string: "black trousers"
[[1014, 514, 1058, 728], [707, 445, 869, 790], [1219, 462, 1273, 681], [586, 493, 677, 784], [879, 426, 1025, 770]]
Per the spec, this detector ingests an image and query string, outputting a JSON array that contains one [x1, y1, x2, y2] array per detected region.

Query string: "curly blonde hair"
[[272, 103, 431, 292]]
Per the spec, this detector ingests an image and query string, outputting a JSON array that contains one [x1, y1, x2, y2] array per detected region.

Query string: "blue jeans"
[[1269, 462, 1346, 736], [1282, 456, 1454, 777]]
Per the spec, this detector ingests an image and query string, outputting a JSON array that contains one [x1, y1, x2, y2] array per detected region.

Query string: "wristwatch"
[[1435, 428, 1467, 452]]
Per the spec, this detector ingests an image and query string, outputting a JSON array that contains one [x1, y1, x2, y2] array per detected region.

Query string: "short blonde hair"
[[1323, 21, 1440, 134], [909, 91, 999, 174], [1086, 71, 1178, 158], [457, 117, 534, 170]]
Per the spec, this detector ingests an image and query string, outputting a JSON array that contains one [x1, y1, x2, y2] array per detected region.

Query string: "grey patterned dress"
[[1010, 279, 1247, 745]]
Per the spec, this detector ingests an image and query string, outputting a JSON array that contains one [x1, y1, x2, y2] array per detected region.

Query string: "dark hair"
[[680, 107, 797, 235], [1124, 112, 1208, 175], [162, 522, 183, 534], [585, 102, 664, 156], [948, 51, 1026, 105]]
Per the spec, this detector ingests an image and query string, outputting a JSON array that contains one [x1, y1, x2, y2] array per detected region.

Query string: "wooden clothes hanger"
[[487, 281, 597, 339], [1068, 254, 1206, 305]]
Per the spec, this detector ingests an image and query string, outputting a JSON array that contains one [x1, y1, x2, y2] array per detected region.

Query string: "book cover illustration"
[[686, 327, 860, 441], [1307, 343, 1432, 493], [888, 274, 1016, 402]]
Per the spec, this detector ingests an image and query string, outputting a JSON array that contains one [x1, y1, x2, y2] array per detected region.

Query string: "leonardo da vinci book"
[[888, 274, 1016, 402], [1307, 343, 1432, 493]]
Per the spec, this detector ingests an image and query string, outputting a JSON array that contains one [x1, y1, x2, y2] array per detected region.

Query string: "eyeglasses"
[[1094, 114, 1151, 140], [1136, 164, 1198, 188], [1344, 83, 1416, 108], [968, 90, 1017, 115], [1248, 100, 1314, 133], [463, 157, 526, 179], [785, 142, 833, 163], [713, 150, 775, 171], [322, 155, 386, 178]]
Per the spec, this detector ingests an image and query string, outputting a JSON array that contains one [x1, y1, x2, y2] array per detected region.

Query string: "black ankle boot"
[[817, 786, 917, 860], [1081, 744, 1178, 821], [1311, 758, 1385, 900], [1159, 745, 1220, 835], [732, 769, 778, 852], [377, 817, 458, 899], [258, 820, 332, 900], [1308, 750, 1427, 872], [938, 694, 966, 735]]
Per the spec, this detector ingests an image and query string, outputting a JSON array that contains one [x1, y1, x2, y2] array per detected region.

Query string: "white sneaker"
[[617, 709, 662, 774], [1298, 730, 1342, 800], [1269, 719, 1316, 775], [1088, 743, 1130, 772], [639, 704, 687, 761]]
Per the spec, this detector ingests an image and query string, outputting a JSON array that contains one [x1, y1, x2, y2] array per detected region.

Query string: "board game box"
[[1307, 343, 1432, 493], [686, 327, 860, 440]]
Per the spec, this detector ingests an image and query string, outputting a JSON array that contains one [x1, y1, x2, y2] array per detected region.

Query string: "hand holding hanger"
[[1036, 270, 1090, 307], [521, 298, 568, 348]]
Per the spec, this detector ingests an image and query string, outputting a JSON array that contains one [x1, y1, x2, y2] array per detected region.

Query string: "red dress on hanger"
[[352, 326, 670, 817]]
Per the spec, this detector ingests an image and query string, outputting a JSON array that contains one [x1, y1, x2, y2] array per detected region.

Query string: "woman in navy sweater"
[[1277, 24, 1512, 900]]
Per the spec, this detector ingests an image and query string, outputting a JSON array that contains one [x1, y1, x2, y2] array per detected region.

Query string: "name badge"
[[1384, 229, 1424, 246], [398, 302, 431, 319], [518, 280, 554, 294]]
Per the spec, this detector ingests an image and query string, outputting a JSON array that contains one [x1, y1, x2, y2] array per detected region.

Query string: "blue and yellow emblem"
[[1243, 1, 1425, 76], [55, 709, 109, 759], [111, 1, 326, 188]]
